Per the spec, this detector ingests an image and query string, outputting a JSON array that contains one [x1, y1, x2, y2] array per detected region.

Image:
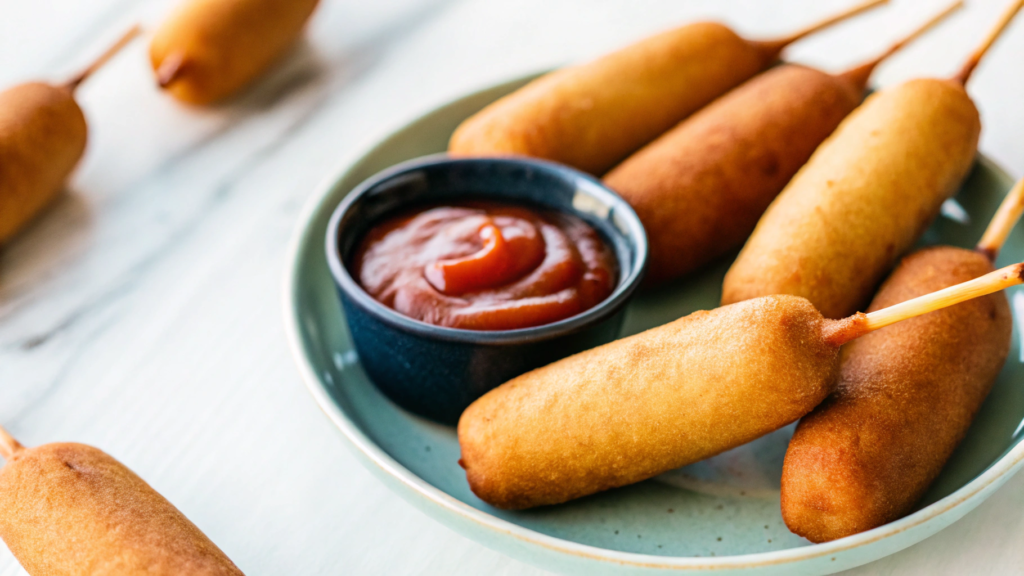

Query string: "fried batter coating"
[[0, 442, 243, 575], [459, 295, 839, 509], [449, 22, 777, 175], [781, 247, 1010, 542], [722, 79, 980, 318], [604, 65, 862, 284]]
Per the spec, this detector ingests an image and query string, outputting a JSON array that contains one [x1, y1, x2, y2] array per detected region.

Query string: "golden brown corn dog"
[[150, 0, 320, 105], [0, 428, 243, 575], [603, 3, 959, 285], [458, 263, 1024, 509], [449, 0, 887, 175], [781, 176, 1024, 543], [722, 0, 1024, 318], [460, 295, 838, 509], [0, 27, 139, 245]]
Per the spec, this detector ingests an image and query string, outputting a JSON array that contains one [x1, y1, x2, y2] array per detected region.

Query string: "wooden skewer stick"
[[155, 50, 187, 88], [839, 0, 963, 88], [825, 262, 1024, 345], [65, 24, 143, 91], [759, 0, 890, 52], [0, 426, 25, 461], [977, 177, 1024, 261], [952, 0, 1024, 85]]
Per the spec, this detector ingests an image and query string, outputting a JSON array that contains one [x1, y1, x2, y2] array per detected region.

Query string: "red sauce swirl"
[[353, 203, 617, 330]]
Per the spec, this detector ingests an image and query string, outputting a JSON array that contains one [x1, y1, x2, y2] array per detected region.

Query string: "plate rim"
[[282, 72, 1024, 571]]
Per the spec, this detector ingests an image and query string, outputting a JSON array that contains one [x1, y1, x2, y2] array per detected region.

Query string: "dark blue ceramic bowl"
[[325, 155, 647, 424]]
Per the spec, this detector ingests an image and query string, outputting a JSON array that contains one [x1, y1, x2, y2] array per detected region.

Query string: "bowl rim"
[[284, 71, 1024, 571], [323, 153, 648, 345]]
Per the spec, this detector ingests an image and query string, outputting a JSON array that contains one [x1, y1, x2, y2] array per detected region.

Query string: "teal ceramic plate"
[[284, 73, 1024, 575]]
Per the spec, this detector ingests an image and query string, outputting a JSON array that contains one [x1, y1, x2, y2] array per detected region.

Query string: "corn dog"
[[150, 0, 320, 105], [604, 3, 959, 285], [449, 0, 887, 175], [781, 176, 1024, 543], [458, 262, 1024, 509], [722, 0, 1024, 318], [0, 27, 139, 245], [0, 428, 243, 575]]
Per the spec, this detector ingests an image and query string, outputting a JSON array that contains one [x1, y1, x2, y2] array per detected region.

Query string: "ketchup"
[[353, 203, 617, 330]]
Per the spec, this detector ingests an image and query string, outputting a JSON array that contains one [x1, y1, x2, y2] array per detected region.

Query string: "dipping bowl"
[[324, 155, 647, 424]]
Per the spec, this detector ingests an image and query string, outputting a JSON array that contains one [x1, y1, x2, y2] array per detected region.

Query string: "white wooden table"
[[2, 0, 1022, 574]]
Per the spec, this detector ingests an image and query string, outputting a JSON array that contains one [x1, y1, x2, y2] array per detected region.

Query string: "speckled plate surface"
[[284, 73, 1024, 575]]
